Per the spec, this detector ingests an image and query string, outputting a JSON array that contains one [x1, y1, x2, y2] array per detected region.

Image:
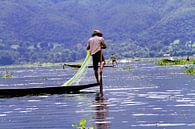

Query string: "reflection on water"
[[93, 94, 110, 129], [0, 62, 195, 129]]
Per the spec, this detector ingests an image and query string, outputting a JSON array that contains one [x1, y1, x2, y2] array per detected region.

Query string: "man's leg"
[[92, 53, 99, 83], [94, 69, 99, 83], [112, 61, 114, 67], [100, 54, 105, 74], [100, 61, 105, 74]]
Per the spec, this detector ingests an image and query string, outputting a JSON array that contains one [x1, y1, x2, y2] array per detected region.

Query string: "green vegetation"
[[0, 70, 13, 78], [0, 63, 63, 69], [122, 66, 133, 71], [185, 66, 195, 75], [156, 59, 195, 66], [156, 58, 195, 75], [71, 67, 79, 71], [72, 119, 95, 129]]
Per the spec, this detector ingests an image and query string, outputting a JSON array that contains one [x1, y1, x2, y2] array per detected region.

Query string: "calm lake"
[[0, 62, 195, 129]]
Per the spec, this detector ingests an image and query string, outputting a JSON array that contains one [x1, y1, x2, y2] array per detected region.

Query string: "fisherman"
[[87, 29, 107, 83], [110, 53, 117, 67]]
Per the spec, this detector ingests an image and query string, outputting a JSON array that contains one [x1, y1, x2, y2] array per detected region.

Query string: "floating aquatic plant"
[[185, 66, 195, 75], [0, 70, 13, 78], [72, 119, 95, 129], [156, 59, 195, 66], [122, 66, 133, 71]]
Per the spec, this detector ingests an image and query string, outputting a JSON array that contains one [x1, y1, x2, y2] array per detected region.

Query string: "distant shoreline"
[[0, 56, 194, 69]]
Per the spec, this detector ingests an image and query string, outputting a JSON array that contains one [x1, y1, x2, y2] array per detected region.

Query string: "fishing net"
[[62, 50, 91, 86]]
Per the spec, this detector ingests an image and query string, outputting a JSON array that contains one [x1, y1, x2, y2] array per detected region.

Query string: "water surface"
[[0, 62, 195, 129]]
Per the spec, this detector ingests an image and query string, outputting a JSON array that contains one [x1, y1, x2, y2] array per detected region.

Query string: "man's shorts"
[[92, 51, 105, 70]]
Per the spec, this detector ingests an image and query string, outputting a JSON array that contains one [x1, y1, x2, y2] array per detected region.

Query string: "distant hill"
[[0, 0, 194, 65], [138, 0, 195, 46]]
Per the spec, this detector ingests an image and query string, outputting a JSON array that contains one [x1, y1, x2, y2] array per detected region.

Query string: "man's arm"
[[87, 41, 90, 50], [101, 38, 107, 49]]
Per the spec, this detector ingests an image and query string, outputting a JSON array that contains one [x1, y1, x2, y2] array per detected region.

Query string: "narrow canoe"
[[0, 83, 99, 98]]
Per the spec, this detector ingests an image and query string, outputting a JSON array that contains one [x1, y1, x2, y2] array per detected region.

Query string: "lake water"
[[0, 62, 195, 129]]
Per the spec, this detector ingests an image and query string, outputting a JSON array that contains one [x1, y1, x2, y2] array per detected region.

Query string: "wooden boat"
[[63, 63, 113, 68], [0, 83, 99, 98]]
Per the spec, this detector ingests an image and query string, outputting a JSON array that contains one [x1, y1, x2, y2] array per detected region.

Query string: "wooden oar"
[[100, 50, 104, 96]]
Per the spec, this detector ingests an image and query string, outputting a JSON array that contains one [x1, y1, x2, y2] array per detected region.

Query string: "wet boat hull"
[[0, 83, 99, 97]]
